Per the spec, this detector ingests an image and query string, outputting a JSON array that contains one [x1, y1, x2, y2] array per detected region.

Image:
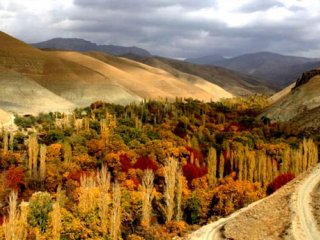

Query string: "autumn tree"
[[39, 144, 47, 181], [27, 192, 53, 233], [111, 182, 121, 240], [97, 165, 111, 237], [164, 156, 178, 223], [3, 191, 28, 240], [141, 169, 154, 227], [28, 134, 39, 177], [3, 130, 8, 154], [218, 153, 225, 179], [207, 147, 217, 187]]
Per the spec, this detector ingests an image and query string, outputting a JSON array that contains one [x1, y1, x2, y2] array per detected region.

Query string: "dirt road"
[[291, 164, 320, 240]]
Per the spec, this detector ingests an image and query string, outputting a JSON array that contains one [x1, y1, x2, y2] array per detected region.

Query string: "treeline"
[[0, 98, 318, 239]]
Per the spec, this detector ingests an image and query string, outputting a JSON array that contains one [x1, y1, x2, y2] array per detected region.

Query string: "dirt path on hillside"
[[290, 165, 320, 240]]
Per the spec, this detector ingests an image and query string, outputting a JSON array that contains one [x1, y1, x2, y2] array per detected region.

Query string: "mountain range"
[[32, 38, 151, 57], [187, 52, 320, 90]]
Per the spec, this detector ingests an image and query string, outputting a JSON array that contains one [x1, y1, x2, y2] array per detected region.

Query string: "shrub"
[[267, 173, 295, 194], [28, 192, 53, 233], [184, 195, 201, 224], [5, 166, 25, 191]]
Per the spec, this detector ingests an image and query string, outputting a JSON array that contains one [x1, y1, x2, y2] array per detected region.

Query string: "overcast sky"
[[1, 0, 320, 58]]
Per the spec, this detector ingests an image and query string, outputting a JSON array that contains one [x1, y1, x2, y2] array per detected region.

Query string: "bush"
[[184, 195, 201, 224], [267, 173, 295, 194], [28, 192, 53, 233]]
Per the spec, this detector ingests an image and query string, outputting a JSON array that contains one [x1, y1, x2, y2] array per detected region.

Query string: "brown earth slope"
[[122, 55, 274, 96], [51, 51, 233, 101], [0, 31, 140, 110], [0, 31, 236, 114]]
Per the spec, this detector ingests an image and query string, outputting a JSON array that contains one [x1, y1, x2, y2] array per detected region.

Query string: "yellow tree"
[[207, 147, 217, 187], [141, 169, 154, 227], [163, 156, 178, 223]]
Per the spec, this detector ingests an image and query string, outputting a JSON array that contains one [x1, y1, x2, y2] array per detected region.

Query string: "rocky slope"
[[262, 69, 320, 126]]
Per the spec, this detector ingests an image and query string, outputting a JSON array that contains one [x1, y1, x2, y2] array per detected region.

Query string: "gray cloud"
[[1, 0, 320, 59], [239, 0, 284, 13]]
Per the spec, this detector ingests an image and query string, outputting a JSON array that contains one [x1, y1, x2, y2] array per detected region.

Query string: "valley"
[[0, 29, 320, 240]]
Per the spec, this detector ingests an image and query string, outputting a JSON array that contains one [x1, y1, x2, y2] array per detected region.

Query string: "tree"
[[27, 192, 53, 233], [28, 134, 39, 177], [3, 130, 8, 154], [164, 156, 178, 223], [111, 182, 121, 240], [97, 165, 111, 237], [218, 153, 225, 179], [207, 147, 217, 187], [39, 144, 47, 181], [3, 191, 28, 240], [141, 169, 154, 227]]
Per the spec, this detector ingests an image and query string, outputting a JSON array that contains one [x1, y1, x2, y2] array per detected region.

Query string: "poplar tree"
[[141, 169, 154, 227], [207, 147, 217, 187], [164, 157, 178, 223]]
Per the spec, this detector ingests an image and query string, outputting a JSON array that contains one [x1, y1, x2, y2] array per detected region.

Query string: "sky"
[[1, 0, 320, 59]]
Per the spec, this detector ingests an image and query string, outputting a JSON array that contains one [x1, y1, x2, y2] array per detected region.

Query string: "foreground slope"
[[123, 55, 273, 96], [262, 69, 320, 124], [50, 51, 233, 101]]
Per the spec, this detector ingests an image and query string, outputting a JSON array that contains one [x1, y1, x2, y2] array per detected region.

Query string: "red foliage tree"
[[120, 154, 132, 172], [67, 170, 89, 183], [133, 156, 158, 171], [5, 166, 25, 191], [186, 146, 204, 164], [267, 173, 295, 194], [182, 163, 207, 183]]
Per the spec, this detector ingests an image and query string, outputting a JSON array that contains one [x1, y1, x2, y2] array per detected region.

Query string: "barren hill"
[[51, 51, 233, 101], [0, 108, 11, 126], [0, 31, 236, 114], [0, 31, 141, 109], [262, 69, 320, 124], [122, 55, 274, 96]]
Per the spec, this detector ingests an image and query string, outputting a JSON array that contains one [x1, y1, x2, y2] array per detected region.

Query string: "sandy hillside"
[[129, 56, 274, 96], [0, 31, 141, 110], [268, 82, 295, 105], [0, 108, 11, 125], [0, 67, 75, 114], [57, 51, 233, 101]]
